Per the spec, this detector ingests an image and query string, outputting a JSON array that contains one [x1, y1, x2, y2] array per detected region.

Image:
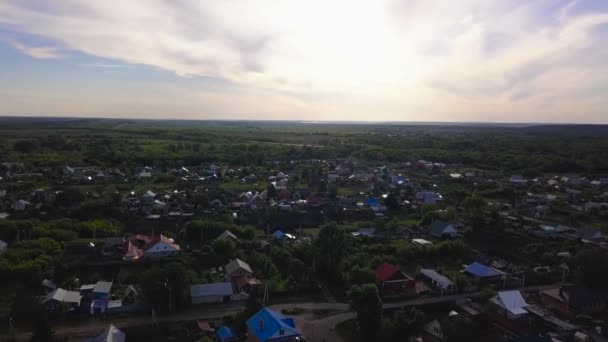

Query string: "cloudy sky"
[[1, 0, 607, 123]]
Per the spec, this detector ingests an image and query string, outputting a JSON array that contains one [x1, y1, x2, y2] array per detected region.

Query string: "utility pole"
[[165, 280, 172, 313]]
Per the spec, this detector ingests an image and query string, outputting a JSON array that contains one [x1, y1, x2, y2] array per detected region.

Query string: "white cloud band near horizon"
[[0, 0, 607, 123]]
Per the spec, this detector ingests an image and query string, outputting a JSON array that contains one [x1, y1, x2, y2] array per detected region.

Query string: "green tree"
[[315, 222, 349, 281], [140, 263, 191, 313], [348, 284, 383, 339], [212, 238, 236, 261], [442, 315, 476, 342], [462, 194, 487, 231], [30, 312, 56, 342], [576, 249, 608, 289]]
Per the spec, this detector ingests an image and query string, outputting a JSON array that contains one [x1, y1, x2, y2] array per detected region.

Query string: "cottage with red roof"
[[123, 234, 180, 261], [376, 262, 416, 295]]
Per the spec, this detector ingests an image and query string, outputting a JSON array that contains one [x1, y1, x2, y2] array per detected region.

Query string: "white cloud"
[[11, 41, 62, 59], [0, 0, 607, 122]]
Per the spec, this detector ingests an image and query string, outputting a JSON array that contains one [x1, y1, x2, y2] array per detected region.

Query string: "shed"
[[190, 282, 234, 304]]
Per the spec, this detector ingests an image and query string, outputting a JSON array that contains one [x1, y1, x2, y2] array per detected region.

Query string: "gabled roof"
[[45, 288, 82, 304], [217, 230, 238, 240], [420, 269, 453, 289], [376, 262, 406, 283], [246, 308, 301, 342], [225, 258, 252, 276], [465, 262, 506, 278], [217, 326, 237, 342], [144, 234, 181, 252], [190, 282, 234, 297], [430, 220, 454, 236], [83, 324, 125, 342], [491, 290, 529, 315], [576, 226, 604, 241]]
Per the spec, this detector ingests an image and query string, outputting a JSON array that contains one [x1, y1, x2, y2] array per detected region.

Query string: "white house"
[[490, 290, 529, 319], [190, 282, 234, 304]]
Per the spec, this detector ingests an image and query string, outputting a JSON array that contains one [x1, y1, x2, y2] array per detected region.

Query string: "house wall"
[[247, 328, 261, 342], [192, 295, 224, 304]]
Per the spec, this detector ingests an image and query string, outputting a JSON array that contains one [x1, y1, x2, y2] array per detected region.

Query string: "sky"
[[1, 0, 608, 123]]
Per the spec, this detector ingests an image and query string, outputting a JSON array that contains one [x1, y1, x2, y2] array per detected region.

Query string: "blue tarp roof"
[[217, 326, 236, 341], [246, 308, 301, 342], [465, 262, 506, 278]]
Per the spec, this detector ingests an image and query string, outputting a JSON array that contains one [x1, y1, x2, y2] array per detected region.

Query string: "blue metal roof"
[[464, 262, 506, 278], [217, 326, 236, 341], [246, 308, 301, 342], [365, 198, 379, 206], [272, 230, 285, 239]]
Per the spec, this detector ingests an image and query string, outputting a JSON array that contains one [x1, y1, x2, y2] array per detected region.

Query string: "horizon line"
[[0, 115, 607, 126]]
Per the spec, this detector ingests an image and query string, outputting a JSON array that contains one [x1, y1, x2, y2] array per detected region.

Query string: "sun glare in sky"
[[1, 0, 608, 123]]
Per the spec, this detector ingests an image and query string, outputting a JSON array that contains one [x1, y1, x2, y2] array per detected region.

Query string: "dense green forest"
[[1, 118, 608, 174]]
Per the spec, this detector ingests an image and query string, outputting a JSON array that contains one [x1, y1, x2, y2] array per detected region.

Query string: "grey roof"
[[225, 258, 252, 276], [46, 288, 82, 304], [217, 230, 238, 240], [93, 281, 113, 294], [420, 269, 453, 289], [491, 290, 529, 315], [83, 324, 125, 342], [80, 284, 96, 291], [190, 282, 234, 298]]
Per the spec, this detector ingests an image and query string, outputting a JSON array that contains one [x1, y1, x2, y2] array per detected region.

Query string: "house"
[[351, 228, 376, 238], [217, 326, 238, 342], [412, 238, 432, 246], [511, 175, 528, 187], [93, 281, 113, 299], [143, 191, 156, 201], [248, 193, 266, 210], [575, 227, 605, 242], [423, 319, 444, 340], [225, 259, 261, 293], [542, 286, 608, 315], [376, 262, 416, 295], [82, 324, 125, 342], [124, 234, 180, 261], [12, 199, 31, 211], [138, 170, 152, 178], [271, 230, 295, 241], [217, 230, 238, 241], [420, 269, 454, 292], [464, 262, 507, 287], [415, 191, 438, 205], [191, 282, 234, 304], [430, 221, 460, 239], [246, 308, 302, 342], [490, 290, 529, 319], [43, 288, 82, 311], [210, 199, 224, 210]]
